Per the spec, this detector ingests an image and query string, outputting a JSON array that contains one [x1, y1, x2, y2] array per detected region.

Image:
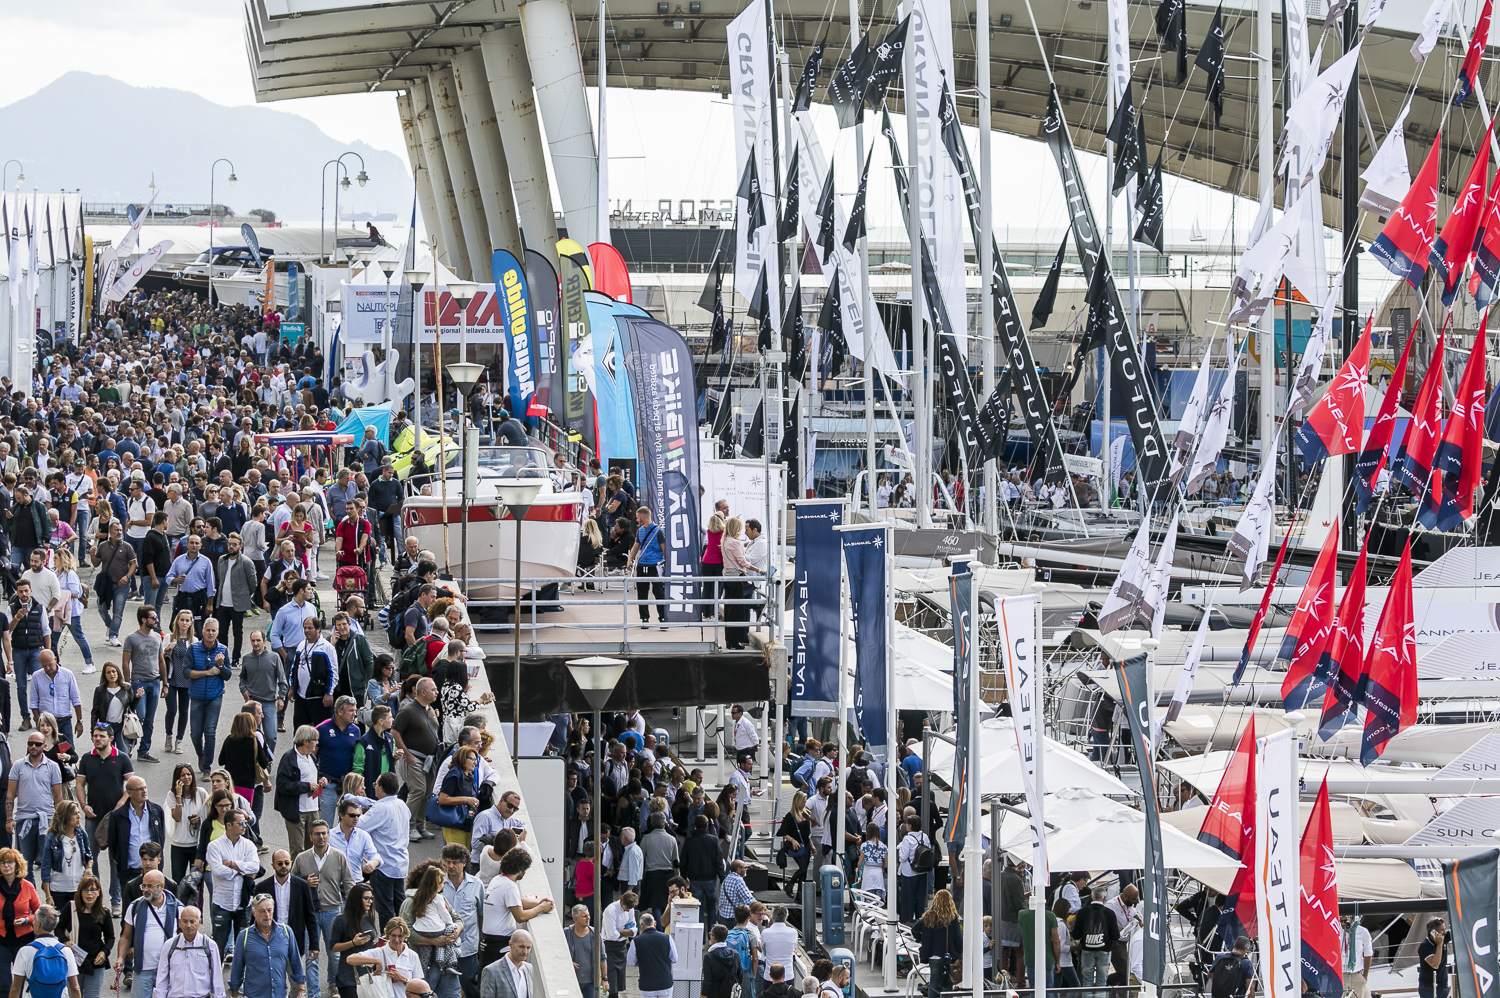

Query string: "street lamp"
[[436, 279, 477, 573], [320, 151, 369, 263], [495, 471, 545, 769], [406, 266, 431, 434], [448, 297, 483, 597], [208, 158, 237, 304], [379, 259, 397, 396], [566, 654, 627, 998], [2, 161, 23, 192]]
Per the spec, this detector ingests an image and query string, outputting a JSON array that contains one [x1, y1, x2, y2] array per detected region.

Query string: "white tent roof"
[[1159, 799, 1368, 845], [928, 717, 1134, 798], [1158, 752, 1443, 824], [1000, 799, 1243, 874]]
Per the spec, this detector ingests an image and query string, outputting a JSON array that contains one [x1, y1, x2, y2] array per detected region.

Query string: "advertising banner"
[[1257, 728, 1301, 998], [944, 569, 974, 850], [525, 249, 560, 416], [998, 594, 1046, 874], [1116, 651, 1166, 983], [842, 525, 888, 760], [561, 253, 592, 437], [1443, 849, 1500, 998], [492, 249, 537, 417], [792, 501, 844, 717]]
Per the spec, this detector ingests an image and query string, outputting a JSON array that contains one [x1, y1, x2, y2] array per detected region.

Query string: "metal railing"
[[464, 570, 779, 654]]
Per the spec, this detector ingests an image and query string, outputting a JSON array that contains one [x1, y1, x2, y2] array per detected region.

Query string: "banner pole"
[[965, 550, 983, 998], [1032, 581, 1047, 998], [884, 521, 898, 992]]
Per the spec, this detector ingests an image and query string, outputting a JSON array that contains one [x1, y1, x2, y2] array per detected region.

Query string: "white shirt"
[[733, 716, 759, 751], [21, 567, 61, 612], [296, 751, 320, 812], [601, 900, 637, 943], [808, 792, 832, 847], [356, 945, 422, 998], [483, 875, 522, 938], [11, 935, 79, 980], [205, 833, 262, 911], [744, 535, 768, 572], [760, 922, 798, 981], [1342, 924, 1374, 974], [273, 876, 292, 924], [127, 897, 175, 971], [153, 933, 226, 998], [506, 958, 529, 998]]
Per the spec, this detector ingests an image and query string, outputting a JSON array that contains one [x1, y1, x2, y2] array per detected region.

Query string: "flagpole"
[[1101, 72, 1114, 510], [1032, 581, 1048, 998], [883, 521, 899, 993], [905, 37, 929, 530], [964, 548, 983, 998], [978, 0, 996, 536]]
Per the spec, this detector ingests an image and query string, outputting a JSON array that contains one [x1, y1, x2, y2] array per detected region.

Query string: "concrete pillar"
[[396, 92, 444, 253], [428, 66, 492, 280], [451, 48, 524, 261], [518, 0, 599, 247], [411, 79, 471, 277], [480, 26, 560, 264]]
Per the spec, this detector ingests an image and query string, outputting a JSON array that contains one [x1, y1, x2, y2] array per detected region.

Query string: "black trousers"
[[172, 589, 208, 634], [635, 564, 666, 622], [214, 607, 246, 663], [724, 579, 751, 648]]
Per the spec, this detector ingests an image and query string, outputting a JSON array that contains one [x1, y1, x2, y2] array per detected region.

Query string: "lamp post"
[[320, 152, 368, 263], [379, 259, 397, 394], [495, 473, 544, 768], [566, 654, 626, 998], [447, 355, 483, 594], [208, 158, 237, 304], [2, 161, 23, 192], [438, 279, 477, 573], [405, 265, 431, 428]]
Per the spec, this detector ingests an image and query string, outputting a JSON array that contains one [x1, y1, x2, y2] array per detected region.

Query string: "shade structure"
[[927, 717, 1133, 798], [998, 800, 1245, 874]]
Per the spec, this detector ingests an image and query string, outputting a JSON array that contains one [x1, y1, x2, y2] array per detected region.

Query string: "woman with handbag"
[[70, 876, 112, 998], [89, 664, 133, 753], [167, 765, 208, 883], [344, 917, 425, 998], [398, 866, 461, 996], [433, 747, 481, 848], [51, 548, 96, 675], [917, 889, 963, 998], [775, 791, 813, 899], [331, 884, 380, 998]]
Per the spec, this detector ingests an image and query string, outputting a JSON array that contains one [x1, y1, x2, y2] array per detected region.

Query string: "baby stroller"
[[335, 565, 374, 626]]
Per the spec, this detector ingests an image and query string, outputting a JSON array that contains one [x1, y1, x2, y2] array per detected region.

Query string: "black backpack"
[[385, 582, 422, 649], [1210, 954, 1249, 998], [909, 835, 935, 873]]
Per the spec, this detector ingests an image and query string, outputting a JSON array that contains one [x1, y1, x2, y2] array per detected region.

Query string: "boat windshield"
[[475, 446, 550, 473]]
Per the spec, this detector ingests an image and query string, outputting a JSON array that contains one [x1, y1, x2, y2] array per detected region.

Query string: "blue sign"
[[792, 502, 844, 718], [287, 262, 300, 320], [842, 525, 888, 760], [281, 321, 305, 343]]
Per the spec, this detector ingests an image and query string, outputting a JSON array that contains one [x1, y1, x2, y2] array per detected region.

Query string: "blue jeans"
[[256, 700, 279, 753], [1027, 966, 1057, 990], [12, 647, 40, 718], [97, 586, 129, 640], [308, 907, 340, 998], [80, 968, 103, 998], [54, 616, 93, 669], [130, 967, 156, 998], [9, 546, 31, 571], [131, 679, 160, 755], [319, 783, 343, 827], [14, 817, 43, 885], [189, 696, 222, 771], [458, 954, 480, 998], [1079, 948, 1111, 998], [83, 814, 122, 905]]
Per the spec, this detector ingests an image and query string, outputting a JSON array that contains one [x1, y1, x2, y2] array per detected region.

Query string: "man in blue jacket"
[[187, 617, 232, 778]]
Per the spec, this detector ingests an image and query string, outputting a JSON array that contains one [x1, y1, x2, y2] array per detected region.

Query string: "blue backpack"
[[791, 756, 816, 790], [26, 942, 69, 998], [725, 927, 754, 973]]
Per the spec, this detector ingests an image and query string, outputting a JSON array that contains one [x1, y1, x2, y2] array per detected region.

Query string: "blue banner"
[[491, 249, 537, 417], [586, 295, 640, 466], [792, 502, 844, 718], [842, 525, 888, 761], [287, 262, 300, 320], [944, 569, 972, 850]]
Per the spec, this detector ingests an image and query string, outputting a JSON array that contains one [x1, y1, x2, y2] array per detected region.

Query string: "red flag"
[[588, 242, 634, 303], [1361, 541, 1418, 765], [1299, 779, 1343, 997], [1199, 718, 1258, 937], [1394, 325, 1447, 496], [1476, 172, 1500, 307], [1452, 313, 1487, 516], [1317, 535, 1369, 739], [1294, 320, 1372, 467], [1355, 329, 1415, 512], [1235, 523, 1296, 683], [1279, 523, 1340, 711], [1370, 132, 1443, 288], [1455, 0, 1495, 105], [1431, 122, 1494, 304]]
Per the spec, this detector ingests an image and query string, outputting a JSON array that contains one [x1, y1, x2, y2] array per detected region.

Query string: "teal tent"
[[335, 403, 394, 447]]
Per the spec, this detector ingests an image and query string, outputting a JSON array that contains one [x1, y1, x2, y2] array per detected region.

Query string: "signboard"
[[281, 322, 305, 344], [340, 284, 403, 343], [515, 757, 566, 905], [699, 458, 786, 562]]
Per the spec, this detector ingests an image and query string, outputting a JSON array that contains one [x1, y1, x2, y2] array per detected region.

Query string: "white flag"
[[1172, 336, 1216, 461], [23, 199, 38, 306], [5, 201, 19, 310], [1159, 605, 1212, 743], [116, 190, 159, 258], [1146, 506, 1180, 639], [1281, 174, 1327, 302], [1185, 345, 1240, 495], [1413, 0, 1455, 62], [727, 0, 780, 326], [1280, 44, 1362, 195], [1280, 0, 1326, 305], [1226, 457, 1277, 590], [104, 240, 173, 303], [1359, 102, 1412, 216], [1363, 0, 1389, 34], [1229, 196, 1301, 324], [1288, 280, 1342, 415], [998, 594, 1047, 877], [1098, 513, 1155, 633], [1256, 728, 1300, 998]]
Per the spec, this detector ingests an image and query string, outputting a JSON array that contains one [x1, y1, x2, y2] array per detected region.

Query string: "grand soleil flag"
[[1361, 541, 1417, 765], [1294, 319, 1371, 468], [1199, 719, 1258, 939], [1299, 779, 1342, 998], [1279, 524, 1340, 711], [1370, 131, 1443, 288]]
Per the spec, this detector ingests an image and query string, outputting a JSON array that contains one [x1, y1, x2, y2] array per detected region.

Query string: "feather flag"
[[1413, 0, 1457, 63], [1395, 328, 1446, 496], [1370, 132, 1443, 288], [792, 36, 826, 113], [1226, 457, 1278, 593], [862, 15, 911, 110], [1360, 102, 1413, 217], [1279, 44, 1363, 194], [1299, 779, 1343, 998], [1173, 336, 1217, 467], [1289, 288, 1344, 416], [708, 267, 727, 355], [1316, 535, 1370, 740], [814, 163, 837, 264], [5, 201, 18, 310], [1293, 320, 1371, 469], [1199, 718, 1258, 939], [1279, 523, 1340, 712], [1236, 524, 1295, 681], [1454, 0, 1494, 105], [1355, 331, 1414, 513], [1185, 346, 1240, 495], [1097, 513, 1157, 634], [1430, 123, 1493, 305], [1031, 235, 1068, 329], [1194, 5, 1228, 126], [1360, 541, 1417, 766], [1421, 315, 1488, 530]]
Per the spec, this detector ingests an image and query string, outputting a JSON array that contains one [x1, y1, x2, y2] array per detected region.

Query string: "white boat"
[[400, 446, 586, 600]]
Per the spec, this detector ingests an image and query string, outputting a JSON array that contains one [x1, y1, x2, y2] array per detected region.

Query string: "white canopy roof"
[[928, 717, 1133, 798], [1000, 798, 1243, 874], [1158, 752, 1443, 824]]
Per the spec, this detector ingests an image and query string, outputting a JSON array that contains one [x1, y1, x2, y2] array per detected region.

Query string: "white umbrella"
[[995, 788, 1140, 851], [927, 717, 1134, 798], [1003, 804, 1245, 874]]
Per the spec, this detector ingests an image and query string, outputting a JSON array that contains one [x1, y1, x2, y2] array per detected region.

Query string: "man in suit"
[[106, 776, 167, 909], [479, 928, 535, 998], [255, 849, 319, 991]]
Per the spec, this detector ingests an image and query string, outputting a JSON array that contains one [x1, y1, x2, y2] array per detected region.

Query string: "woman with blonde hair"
[[775, 790, 813, 898], [51, 547, 95, 675], [578, 519, 604, 589], [344, 917, 425, 995], [917, 888, 962, 997], [699, 512, 725, 620], [719, 517, 759, 649]]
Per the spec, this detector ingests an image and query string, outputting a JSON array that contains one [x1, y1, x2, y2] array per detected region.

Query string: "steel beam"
[[411, 77, 471, 276], [397, 91, 443, 256], [430, 66, 493, 279], [452, 47, 524, 259], [519, 0, 599, 247], [480, 26, 561, 262]]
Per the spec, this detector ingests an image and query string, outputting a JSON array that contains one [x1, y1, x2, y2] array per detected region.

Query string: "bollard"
[[820, 864, 845, 945]]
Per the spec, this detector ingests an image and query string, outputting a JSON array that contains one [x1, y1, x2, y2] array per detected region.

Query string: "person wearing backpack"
[[896, 815, 933, 926], [395, 585, 437, 651], [724, 906, 759, 998], [1209, 936, 1256, 998], [11, 905, 80, 998], [149, 904, 225, 998], [1074, 887, 1121, 998], [698, 924, 739, 998]]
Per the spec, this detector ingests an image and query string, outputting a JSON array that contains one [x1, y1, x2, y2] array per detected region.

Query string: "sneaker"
[[420, 828, 435, 840], [137, 752, 159, 763], [81, 664, 96, 674], [410, 830, 423, 843], [18, 720, 30, 732], [107, 636, 122, 647], [173, 740, 185, 754], [111, 902, 122, 918], [123, 973, 132, 991]]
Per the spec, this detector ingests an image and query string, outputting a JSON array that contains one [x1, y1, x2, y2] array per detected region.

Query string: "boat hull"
[[402, 494, 585, 600]]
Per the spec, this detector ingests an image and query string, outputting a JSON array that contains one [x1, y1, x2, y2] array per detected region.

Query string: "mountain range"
[[0, 72, 410, 222]]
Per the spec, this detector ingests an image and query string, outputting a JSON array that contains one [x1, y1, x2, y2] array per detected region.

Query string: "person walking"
[[89, 521, 135, 647], [121, 606, 165, 762], [626, 508, 668, 628], [292, 821, 357, 998], [328, 886, 378, 998], [161, 611, 196, 757], [148, 904, 224, 998], [9, 731, 64, 887], [205, 809, 260, 954], [186, 618, 232, 779], [228, 894, 306, 998], [916, 889, 962, 998], [50, 549, 95, 678], [354, 773, 409, 929], [166, 535, 215, 633], [115, 870, 181, 998], [213, 534, 257, 667], [28, 652, 84, 748], [71, 877, 112, 998], [565, 905, 598, 998], [9, 904, 82, 998], [626, 913, 676, 998], [291, 618, 337, 731], [38, 801, 93, 935], [342, 918, 422, 998], [391, 679, 439, 843], [438, 844, 483, 998], [315, 698, 361, 825], [1075, 886, 1121, 998], [254, 851, 319, 998], [275, 726, 325, 853], [477, 927, 534, 998], [10, 579, 51, 732], [238, 632, 287, 752]]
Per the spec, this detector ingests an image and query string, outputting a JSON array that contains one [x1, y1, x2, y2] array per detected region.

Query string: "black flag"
[[793, 37, 825, 113], [697, 237, 728, 313], [1059, 257, 1112, 397], [842, 147, 873, 252], [776, 396, 800, 485], [976, 369, 1013, 462], [1135, 152, 1166, 252], [862, 16, 911, 110], [741, 399, 765, 458], [1442, 850, 1500, 998], [737, 157, 766, 241], [818, 272, 847, 379], [1135, 108, 1150, 189], [708, 268, 728, 354], [779, 145, 801, 243], [1031, 235, 1068, 330], [826, 33, 873, 128], [1156, 0, 1188, 84], [1106, 80, 1140, 196], [815, 163, 838, 263], [746, 266, 769, 320], [1195, 5, 1227, 126], [757, 304, 774, 352], [784, 281, 808, 381]]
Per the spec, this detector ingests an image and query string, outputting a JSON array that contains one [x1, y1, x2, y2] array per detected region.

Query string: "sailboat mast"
[[1340, 2, 1360, 551], [1257, 0, 1275, 496], [906, 15, 930, 528], [850, 0, 877, 508], [765, 0, 786, 467], [979, 0, 996, 536]]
